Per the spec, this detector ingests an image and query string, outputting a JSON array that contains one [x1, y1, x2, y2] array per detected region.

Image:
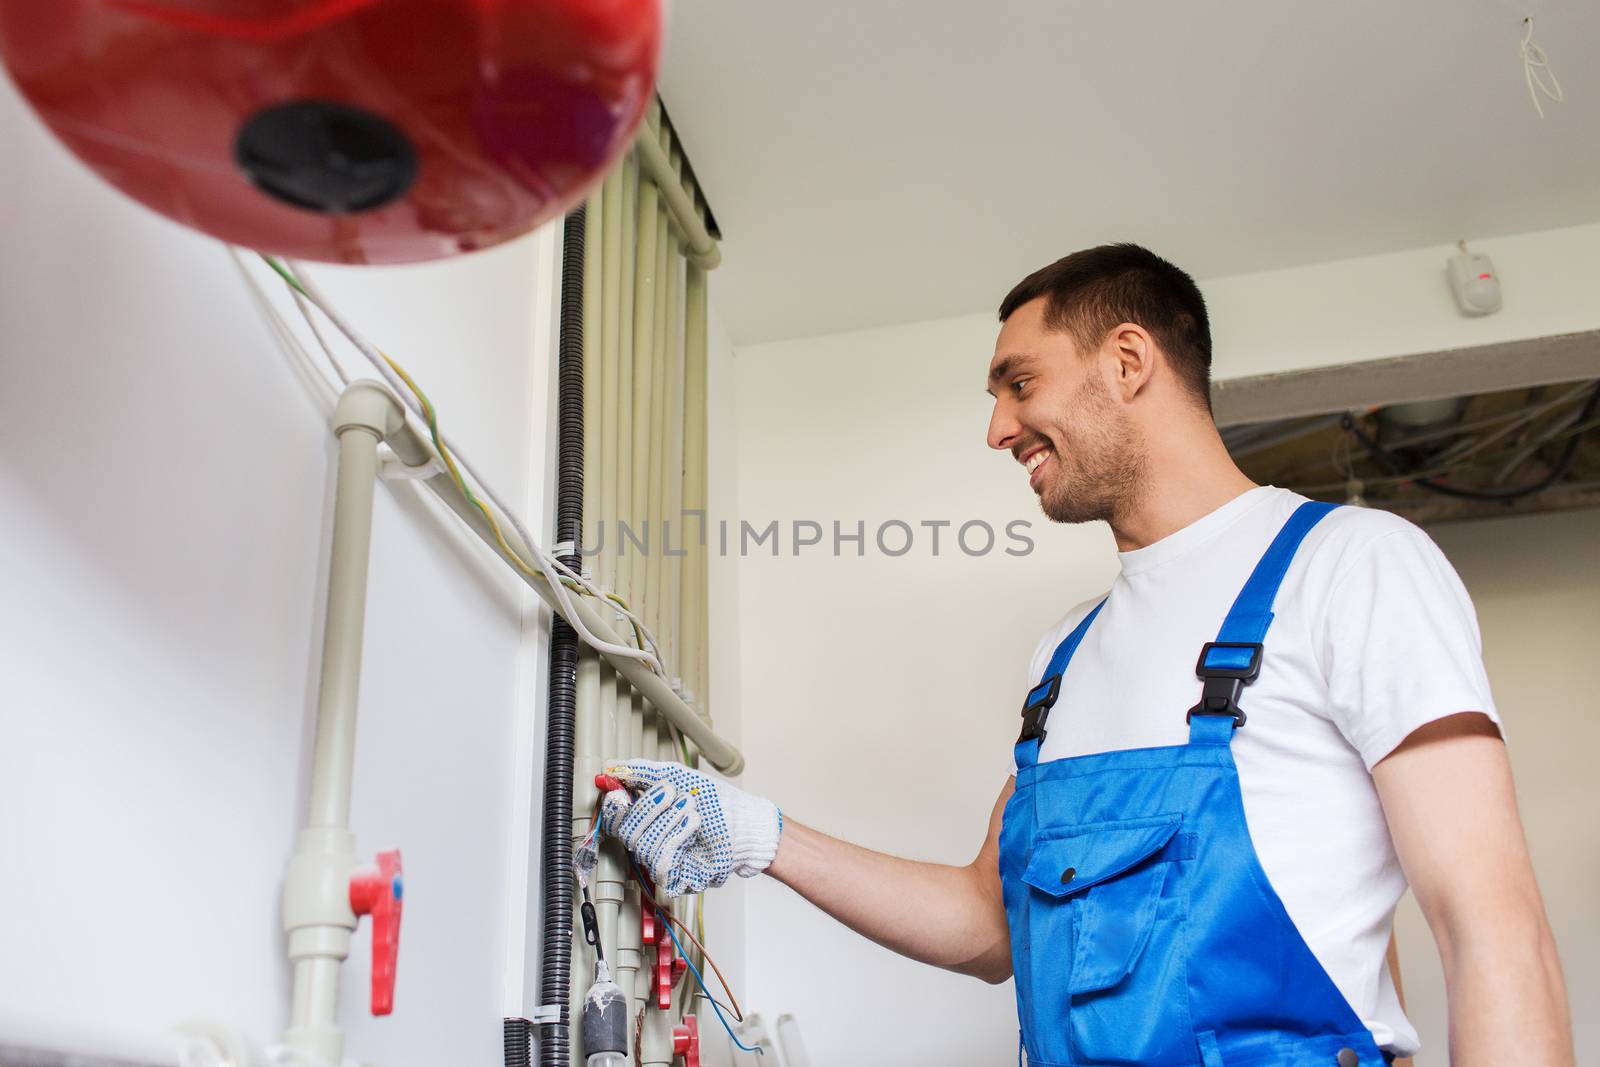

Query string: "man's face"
[[986, 298, 1147, 524]]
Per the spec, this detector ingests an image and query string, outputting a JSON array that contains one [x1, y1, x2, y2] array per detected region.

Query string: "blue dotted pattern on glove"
[[599, 761, 734, 897]]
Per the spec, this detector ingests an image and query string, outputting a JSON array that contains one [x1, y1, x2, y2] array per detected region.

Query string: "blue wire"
[[629, 861, 763, 1056], [658, 904, 765, 1055]]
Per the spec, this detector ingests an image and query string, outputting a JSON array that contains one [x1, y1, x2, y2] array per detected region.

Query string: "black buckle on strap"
[[1184, 642, 1263, 728], [1018, 673, 1062, 744]]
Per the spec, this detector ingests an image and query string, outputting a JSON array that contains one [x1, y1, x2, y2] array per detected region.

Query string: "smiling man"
[[598, 244, 1573, 1066]]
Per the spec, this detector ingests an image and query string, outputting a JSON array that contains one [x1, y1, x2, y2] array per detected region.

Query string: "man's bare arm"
[[1374, 713, 1572, 1067], [765, 778, 1015, 983]]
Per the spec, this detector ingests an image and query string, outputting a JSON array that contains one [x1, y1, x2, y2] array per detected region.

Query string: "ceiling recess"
[[1222, 375, 1599, 525]]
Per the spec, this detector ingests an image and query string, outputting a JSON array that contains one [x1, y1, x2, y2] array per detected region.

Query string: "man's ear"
[[1107, 323, 1156, 401]]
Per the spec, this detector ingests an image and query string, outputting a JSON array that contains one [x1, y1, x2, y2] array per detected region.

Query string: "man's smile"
[[1019, 444, 1055, 490]]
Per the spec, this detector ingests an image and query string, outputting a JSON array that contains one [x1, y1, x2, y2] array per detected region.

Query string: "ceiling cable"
[[1520, 17, 1564, 119]]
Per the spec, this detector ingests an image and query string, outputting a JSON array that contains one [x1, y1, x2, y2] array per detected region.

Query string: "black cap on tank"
[[235, 100, 417, 214]]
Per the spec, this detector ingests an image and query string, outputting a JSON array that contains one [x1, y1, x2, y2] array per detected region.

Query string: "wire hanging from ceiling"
[[1520, 17, 1564, 118]]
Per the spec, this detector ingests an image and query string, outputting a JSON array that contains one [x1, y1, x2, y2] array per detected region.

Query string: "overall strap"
[[1015, 598, 1107, 769], [1187, 500, 1339, 745]]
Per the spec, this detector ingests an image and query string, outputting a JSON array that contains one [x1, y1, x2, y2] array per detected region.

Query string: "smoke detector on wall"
[[1447, 242, 1502, 316]]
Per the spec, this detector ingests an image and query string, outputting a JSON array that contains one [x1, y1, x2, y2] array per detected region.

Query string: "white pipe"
[[304, 386, 398, 828], [612, 152, 644, 1050], [317, 380, 743, 772], [661, 164, 685, 685], [640, 121, 682, 1067], [646, 153, 673, 660], [634, 122, 720, 272], [594, 163, 628, 991], [681, 264, 710, 721], [630, 141, 661, 666], [401, 453, 744, 774], [281, 381, 405, 1065]]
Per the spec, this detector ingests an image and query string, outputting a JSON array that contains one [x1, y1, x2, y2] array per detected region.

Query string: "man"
[[597, 245, 1572, 1065]]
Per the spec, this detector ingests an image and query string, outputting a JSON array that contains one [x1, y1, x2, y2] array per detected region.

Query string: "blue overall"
[[999, 502, 1389, 1067]]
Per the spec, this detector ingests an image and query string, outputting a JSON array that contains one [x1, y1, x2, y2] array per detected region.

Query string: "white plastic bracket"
[[529, 1005, 564, 1025], [377, 443, 443, 481]]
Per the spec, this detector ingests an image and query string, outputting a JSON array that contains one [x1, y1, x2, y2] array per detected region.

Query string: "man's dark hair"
[[998, 244, 1212, 410]]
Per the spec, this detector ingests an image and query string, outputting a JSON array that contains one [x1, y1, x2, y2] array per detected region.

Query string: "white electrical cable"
[[274, 257, 668, 676], [293, 270, 667, 672], [225, 246, 341, 413], [291, 286, 351, 386], [1520, 17, 1564, 119], [1491, 399, 1592, 483]]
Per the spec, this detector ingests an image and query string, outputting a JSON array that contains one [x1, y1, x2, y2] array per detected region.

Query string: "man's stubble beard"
[[1038, 373, 1148, 526]]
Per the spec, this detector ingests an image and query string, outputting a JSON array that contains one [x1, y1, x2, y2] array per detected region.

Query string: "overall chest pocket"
[[1020, 814, 1196, 1066]]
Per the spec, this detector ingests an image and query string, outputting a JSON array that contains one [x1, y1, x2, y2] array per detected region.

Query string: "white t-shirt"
[[1017, 486, 1499, 1057]]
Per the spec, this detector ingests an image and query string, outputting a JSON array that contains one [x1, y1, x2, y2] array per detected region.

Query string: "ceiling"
[[656, 0, 1600, 345], [1227, 376, 1600, 525]]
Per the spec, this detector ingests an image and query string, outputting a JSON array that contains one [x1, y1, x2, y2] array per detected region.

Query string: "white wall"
[[1202, 223, 1600, 379], [731, 315, 1105, 1064], [686, 294, 753, 1065], [724, 239, 1599, 1064], [0, 74, 562, 1064], [748, 221, 1600, 382], [1395, 508, 1599, 1062]]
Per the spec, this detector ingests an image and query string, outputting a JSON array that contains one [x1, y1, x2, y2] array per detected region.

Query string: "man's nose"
[[988, 400, 1020, 452]]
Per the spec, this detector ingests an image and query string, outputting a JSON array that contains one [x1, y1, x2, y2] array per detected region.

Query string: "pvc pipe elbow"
[[332, 380, 407, 442]]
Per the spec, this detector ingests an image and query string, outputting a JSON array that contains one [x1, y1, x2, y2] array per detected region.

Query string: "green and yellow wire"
[[262, 254, 656, 657]]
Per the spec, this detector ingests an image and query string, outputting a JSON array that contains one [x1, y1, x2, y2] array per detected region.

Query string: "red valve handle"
[[672, 1015, 701, 1067], [655, 935, 687, 1010], [349, 848, 403, 1016]]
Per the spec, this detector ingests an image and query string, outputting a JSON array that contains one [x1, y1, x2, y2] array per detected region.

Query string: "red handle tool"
[[654, 932, 686, 1010], [672, 1015, 702, 1067], [349, 848, 404, 1015]]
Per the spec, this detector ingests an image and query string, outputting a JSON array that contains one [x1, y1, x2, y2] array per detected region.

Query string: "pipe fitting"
[[332, 380, 407, 443]]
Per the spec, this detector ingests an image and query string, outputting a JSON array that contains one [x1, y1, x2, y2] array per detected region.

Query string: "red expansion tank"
[[0, 0, 661, 262]]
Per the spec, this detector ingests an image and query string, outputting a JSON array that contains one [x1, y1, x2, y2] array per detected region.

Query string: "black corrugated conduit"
[[511, 204, 587, 1067], [502, 1018, 532, 1067]]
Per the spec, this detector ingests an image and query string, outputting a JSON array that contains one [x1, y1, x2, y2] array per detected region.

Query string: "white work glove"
[[597, 759, 782, 898]]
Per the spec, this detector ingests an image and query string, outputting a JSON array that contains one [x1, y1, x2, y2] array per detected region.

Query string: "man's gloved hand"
[[598, 759, 782, 898]]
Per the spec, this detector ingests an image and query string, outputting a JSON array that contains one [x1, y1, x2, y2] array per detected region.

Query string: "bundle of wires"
[[576, 794, 758, 1058], [249, 251, 667, 676], [1340, 379, 1600, 503], [633, 860, 763, 1057]]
